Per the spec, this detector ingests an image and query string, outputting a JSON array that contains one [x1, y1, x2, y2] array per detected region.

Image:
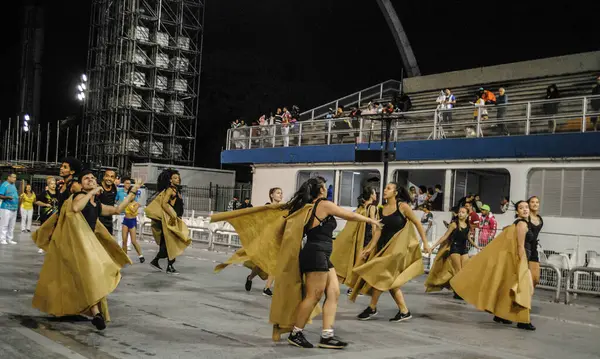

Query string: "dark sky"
[[2, 1, 598, 169]]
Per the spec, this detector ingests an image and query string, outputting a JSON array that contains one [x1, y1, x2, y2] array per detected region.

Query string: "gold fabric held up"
[[145, 191, 192, 260], [330, 206, 367, 285]]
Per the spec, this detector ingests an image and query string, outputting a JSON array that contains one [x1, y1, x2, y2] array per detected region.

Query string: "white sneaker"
[[8, 241, 17, 245], [38, 248, 44, 254], [0, 240, 7, 245]]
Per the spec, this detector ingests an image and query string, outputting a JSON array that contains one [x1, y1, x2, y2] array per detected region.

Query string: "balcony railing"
[[226, 95, 600, 151]]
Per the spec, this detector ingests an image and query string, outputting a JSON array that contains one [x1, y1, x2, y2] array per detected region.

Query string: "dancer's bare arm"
[[516, 221, 528, 260], [400, 202, 431, 252], [429, 222, 456, 253]]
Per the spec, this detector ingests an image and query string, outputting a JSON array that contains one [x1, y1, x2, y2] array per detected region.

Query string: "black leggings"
[[155, 223, 175, 265]]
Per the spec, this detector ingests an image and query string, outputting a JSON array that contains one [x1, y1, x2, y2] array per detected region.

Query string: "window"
[[395, 169, 446, 210], [527, 168, 600, 218], [339, 170, 381, 207], [296, 170, 336, 201], [451, 169, 510, 211]]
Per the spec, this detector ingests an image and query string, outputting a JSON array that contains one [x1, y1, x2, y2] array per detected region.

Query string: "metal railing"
[[298, 79, 402, 122], [226, 94, 600, 150], [565, 267, 600, 304]]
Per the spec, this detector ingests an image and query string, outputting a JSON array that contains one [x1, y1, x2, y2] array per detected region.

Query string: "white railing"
[[298, 79, 402, 122], [226, 95, 600, 151]]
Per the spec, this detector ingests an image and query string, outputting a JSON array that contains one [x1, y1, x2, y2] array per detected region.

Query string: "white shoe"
[[8, 241, 17, 245], [0, 240, 7, 245], [38, 248, 44, 254]]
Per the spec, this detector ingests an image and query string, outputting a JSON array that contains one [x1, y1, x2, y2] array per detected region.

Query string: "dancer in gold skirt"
[[146, 168, 192, 274], [330, 185, 377, 294], [32, 170, 141, 330], [352, 182, 430, 322], [450, 200, 536, 330], [425, 207, 479, 295]]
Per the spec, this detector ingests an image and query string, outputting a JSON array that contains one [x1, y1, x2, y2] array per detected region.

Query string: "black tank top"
[[75, 191, 102, 231], [363, 204, 374, 244], [57, 179, 76, 213], [514, 218, 534, 250], [378, 201, 407, 248], [451, 223, 470, 247], [170, 187, 184, 217], [528, 215, 544, 248], [304, 198, 337, 252]]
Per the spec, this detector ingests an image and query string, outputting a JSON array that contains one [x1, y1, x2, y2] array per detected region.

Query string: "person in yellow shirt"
[[20, 184, 36, 232], [121, 182, 144, 263]]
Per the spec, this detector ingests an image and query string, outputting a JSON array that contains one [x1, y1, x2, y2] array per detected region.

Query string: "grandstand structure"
[[83, 0, 205, 174]]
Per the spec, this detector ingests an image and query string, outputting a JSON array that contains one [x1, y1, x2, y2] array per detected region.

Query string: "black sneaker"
[[245, 276, 252, 291], [150, 258, 162, 271], [262, 288, 273, 297], [493, 316, 512, 324], [357, 306, 377, 321], [346, 288, 352, 296], [318, 335, 348, 349], [91, 313, 106, 330], [287, 331, 313, 348], [517, 322, 536, 331], [139, 256, 145, 264], [166, 264, 179, 275], [389, 311, 412, 322]]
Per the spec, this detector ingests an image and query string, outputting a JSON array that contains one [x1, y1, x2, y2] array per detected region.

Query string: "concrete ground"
[[0, 228, 599, 359]]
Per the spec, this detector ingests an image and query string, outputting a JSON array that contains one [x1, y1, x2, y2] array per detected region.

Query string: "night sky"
[[2, 1, 598, 171]]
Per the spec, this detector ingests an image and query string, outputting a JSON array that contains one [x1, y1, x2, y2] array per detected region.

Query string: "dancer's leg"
[[129, 227, 142, 256], [389, 288, 409, 313], [121, 225, 129, 252], [322, 268, 340, 330], [529, 261, 540, 288], [294, 271, 327, 329]]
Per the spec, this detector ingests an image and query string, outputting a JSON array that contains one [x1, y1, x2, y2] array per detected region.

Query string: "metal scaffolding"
[[84, 0, 205, 174]]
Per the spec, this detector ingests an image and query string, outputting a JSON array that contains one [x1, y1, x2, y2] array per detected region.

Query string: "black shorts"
[[299, 247, 333, 273], [449, 242, 468, 255], [526, 248, 539, 263]]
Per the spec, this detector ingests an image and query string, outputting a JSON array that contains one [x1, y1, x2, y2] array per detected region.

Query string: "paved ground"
[[0, 228, 599, 359]]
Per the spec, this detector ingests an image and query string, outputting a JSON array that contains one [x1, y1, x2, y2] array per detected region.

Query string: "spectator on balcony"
[[240, 198, 253, 209], [543, 84, 560, 133], [469, 93, 487, 137], [591, 76, 600, 131], [496, 87, 510, 135], [227, 196, 241, 211], [500, 196, 510, 213], [479, 87, 496, 105], [442, 89, 455, 123], [430, 184, 443, 211], [394, 92, 412, 112], [464, 201, 480, 239]]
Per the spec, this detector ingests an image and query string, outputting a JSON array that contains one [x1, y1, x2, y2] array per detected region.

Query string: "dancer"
[[330, 185, 377, 295], [97, 169, 118, 236], [145, 168, 192, 274], [121, 178, 145, 263], [211, 177, 380, 349], [527, 196, 543, 287], [32, 158, 82, 251], [352, 182, 431, 322], [450, 200, 536, 330], [32, 170, 141, 330], [241, 187, 283, 296], [425, 207, 480, 294]]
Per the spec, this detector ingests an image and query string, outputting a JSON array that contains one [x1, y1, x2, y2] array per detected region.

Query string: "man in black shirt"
[[97, 169, 118, 235]]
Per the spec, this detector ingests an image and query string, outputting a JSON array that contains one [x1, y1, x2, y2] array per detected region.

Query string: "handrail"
[[226, 94, 600, 150], [538, 263, 563, 303], [564, 266, 600, 304], [298, 79, 402, 121]]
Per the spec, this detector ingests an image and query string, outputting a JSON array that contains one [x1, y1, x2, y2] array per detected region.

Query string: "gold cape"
[[212, 204, 285, 279], [449, 225, 532, 323], [424, 242, 456, 293], [145, 191, 192, 260], [210, 204, 321, 340], [350, 223, 423, 301], [32, 196, 132, 322], [329, 206, 367, 285]]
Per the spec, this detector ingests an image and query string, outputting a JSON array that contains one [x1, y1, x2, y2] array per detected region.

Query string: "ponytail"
[[282, 177, 326, 215], [357, 185, 375, 208]]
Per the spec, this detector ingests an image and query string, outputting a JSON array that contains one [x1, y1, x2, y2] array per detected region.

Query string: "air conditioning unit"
[[152, 32, 169, 47], [143, 141, 163, 157], [154, 53, 170, 69], [169, 79, 187, 93], [148, 96, 165, 112], [174, 36, 190, 50], [121, 94, 143, 108], [154, 75, 168, 90], [132, 49, 147, 65], [125, 71, 146, 87], [170, 56, 189, 72], [126, 139, 140, 152], [167, 100, 184, 115], [130, 26, 149, 42]]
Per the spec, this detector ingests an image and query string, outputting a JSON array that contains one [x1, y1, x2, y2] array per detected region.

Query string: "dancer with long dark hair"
[[145, 168, 192, 274], [330, 185, 378, 294], [351, 182, 430, 322], [527, 196, 543, 287], [425, 206, 479, 294], [33, 170, 141, 330], [450, 200, 536, 330]]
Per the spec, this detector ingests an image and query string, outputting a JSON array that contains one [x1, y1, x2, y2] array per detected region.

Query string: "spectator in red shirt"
[[464, 202, 480, 240], [478, 204, 497, 247]]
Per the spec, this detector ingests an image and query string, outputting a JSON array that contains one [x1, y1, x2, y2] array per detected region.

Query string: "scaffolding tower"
[[84, 0, 205, 174]]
